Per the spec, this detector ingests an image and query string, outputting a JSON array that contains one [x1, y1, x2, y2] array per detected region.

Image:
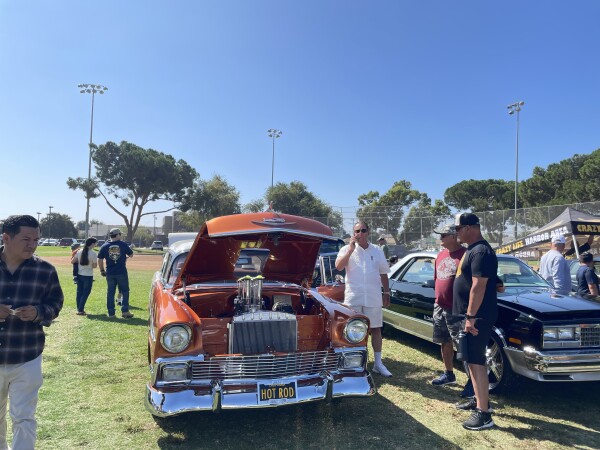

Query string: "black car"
[[385, 252, 600, 393]]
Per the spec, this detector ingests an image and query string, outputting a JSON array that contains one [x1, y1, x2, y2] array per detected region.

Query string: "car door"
[[385, 255, 436, 341]]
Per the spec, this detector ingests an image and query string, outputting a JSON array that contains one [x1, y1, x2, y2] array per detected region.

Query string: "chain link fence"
[[308, 201, 600, 251]]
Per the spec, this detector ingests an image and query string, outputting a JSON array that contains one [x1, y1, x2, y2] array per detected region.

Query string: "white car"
[[150, 241, 163, 251]]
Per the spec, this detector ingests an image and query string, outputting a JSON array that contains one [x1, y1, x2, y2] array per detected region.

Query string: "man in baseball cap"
[[454, 213, 480, 228], [97, 227, 134, 318], [539, 234, 571, 295], [430, 223, 465, 389]]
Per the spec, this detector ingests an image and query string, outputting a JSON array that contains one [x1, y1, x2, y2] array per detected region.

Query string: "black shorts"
[[465, 317, 493, 366]]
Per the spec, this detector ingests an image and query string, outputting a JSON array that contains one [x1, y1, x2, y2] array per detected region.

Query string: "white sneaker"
[[372, 362, 392, 377]]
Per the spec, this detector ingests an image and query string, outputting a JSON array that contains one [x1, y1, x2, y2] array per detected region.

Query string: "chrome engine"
[[229, 276, 298, 354]]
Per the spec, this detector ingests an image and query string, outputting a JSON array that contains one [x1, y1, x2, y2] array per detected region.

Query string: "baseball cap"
[[109, 228, 122, 236], [552, 234, 566, 244], [433, 224, 456, 235], [454, 213, 480, 227]]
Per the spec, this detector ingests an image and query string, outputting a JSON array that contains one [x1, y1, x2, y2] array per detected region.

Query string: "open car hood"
[[173, 212, 334, 289]]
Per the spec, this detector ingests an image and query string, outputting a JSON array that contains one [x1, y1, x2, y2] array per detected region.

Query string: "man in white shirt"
[[336, 221, 392, 377], [539, 235, 572, 295]]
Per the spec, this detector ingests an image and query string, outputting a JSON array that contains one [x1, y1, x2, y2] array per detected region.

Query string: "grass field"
[[6, 247, 600, 449]]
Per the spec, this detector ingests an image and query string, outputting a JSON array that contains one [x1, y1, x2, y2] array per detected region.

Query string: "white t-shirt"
[[337, 243, 390, 307], [76, 248, 98, 277]]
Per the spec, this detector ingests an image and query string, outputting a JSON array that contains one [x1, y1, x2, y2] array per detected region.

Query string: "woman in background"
[[71, 237, 98, 315]]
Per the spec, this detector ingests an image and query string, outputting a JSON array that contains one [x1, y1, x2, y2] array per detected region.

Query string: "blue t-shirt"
[[98, 240, 133, 276]]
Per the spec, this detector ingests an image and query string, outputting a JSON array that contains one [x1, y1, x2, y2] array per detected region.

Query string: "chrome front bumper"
[[505, 346, 600, 382], [146, 371, 375, 417]]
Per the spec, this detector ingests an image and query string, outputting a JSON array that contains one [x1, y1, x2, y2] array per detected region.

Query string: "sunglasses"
[[354, 228, 368, 234]]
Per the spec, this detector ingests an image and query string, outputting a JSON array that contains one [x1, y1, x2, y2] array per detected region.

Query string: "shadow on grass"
[[153, 395, 461, 450], [381, 325, 600, 446], [84, 313, 147, 326]]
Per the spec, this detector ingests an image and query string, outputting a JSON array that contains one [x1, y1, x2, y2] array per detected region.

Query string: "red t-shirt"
[[434, 246, 466, 310]]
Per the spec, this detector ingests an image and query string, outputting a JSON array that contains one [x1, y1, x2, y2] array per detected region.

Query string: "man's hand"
[[13, 306, 38, 322], [464, 317, 479, 335], [0, 304, 13, 322], [100, 269, 106, 277], [382, 293, 390, 308]]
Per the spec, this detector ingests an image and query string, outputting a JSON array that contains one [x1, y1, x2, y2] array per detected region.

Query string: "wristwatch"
[[465, 314, 476, 320]]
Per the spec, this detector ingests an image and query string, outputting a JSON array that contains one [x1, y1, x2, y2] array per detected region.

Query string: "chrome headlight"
[[344, 319, 368, 343], [160, 324, 192, 353], [543, 325, 581, 348]]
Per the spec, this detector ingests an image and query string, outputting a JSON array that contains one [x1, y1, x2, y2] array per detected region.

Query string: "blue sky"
[[1, 1, 599, 230]]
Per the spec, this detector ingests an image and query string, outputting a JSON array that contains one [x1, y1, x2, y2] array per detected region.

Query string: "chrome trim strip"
[[504, 347, 600, 381]]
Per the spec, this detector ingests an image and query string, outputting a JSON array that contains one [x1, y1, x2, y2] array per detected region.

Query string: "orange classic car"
[[146, 212, 375, 416]]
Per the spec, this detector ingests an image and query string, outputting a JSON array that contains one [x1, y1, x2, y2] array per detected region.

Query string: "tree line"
[[64, 140, 600, 243]]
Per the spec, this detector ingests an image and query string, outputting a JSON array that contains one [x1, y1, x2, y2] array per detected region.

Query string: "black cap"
[[454, 213, 480, 226]]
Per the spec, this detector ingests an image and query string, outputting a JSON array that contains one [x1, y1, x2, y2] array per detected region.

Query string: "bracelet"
[[465, 314, 476, 320]]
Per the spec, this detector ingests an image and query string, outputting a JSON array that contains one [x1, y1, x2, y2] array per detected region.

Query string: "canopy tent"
[[495, 207, 600, 259]]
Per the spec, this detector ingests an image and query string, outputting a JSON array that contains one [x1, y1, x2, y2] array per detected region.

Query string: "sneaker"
[[372, 363, 392, 377], [460, 380, 475, 398], [462, 409, 495, 431], [455, 397, 493, 413], [121, 311, 134, 319], [431, 372, 456, 386], [107, 313, 116, 318], [76, 311, 86, 316]]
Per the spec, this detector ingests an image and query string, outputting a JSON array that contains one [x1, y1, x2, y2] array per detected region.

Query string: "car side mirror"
[[423, 279, 435, 288]]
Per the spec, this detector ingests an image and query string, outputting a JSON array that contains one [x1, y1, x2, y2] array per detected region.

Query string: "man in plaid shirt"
[[0, 215, 64, 450]]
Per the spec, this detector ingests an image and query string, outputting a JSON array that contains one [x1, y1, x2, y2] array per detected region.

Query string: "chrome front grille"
[[191, 351, 340, 380], [581, 325, 600, 347]]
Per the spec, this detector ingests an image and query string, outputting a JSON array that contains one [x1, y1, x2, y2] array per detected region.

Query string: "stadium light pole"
[[267, 129, 282, 190], [78, 83, 108, 238], [48, 206, 53, 238], [508, 101, 524, 239]]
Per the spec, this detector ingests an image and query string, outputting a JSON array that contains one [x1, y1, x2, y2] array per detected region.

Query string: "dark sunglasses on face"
[[354, 228, 368, 234]]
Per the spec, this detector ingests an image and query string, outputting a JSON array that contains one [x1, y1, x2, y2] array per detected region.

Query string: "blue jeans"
[[106, 273, 130, 315], [75, 275, 94, 312]]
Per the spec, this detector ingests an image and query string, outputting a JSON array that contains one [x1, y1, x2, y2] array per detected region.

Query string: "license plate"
[[258, 380, 297, 404]]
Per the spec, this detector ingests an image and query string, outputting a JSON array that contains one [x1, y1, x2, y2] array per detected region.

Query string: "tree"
[[356, 180, 422, 235], [520, 152, 596, 207], [266, 181, 344, 235], [243, 199, 267, 213], [444, 179, 515, 245], [67, 141, 197, 242], [178, 175, 241, 230], [401, 196, 451, 245], [40, 213, 77, 238]]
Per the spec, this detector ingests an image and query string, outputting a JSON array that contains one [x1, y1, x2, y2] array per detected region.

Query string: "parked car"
[[150, 241, 163, 251], [59, 238, 77, 247], [41, 238, 59, 246], [385, 252, 600, 393], [146, 212, 375, 417]]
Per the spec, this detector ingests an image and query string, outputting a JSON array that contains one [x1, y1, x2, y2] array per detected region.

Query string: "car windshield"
[[497, 257, 550, 293]]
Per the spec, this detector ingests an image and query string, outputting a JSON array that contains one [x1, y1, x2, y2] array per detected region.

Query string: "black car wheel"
[[464, 332, 516, 394]]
